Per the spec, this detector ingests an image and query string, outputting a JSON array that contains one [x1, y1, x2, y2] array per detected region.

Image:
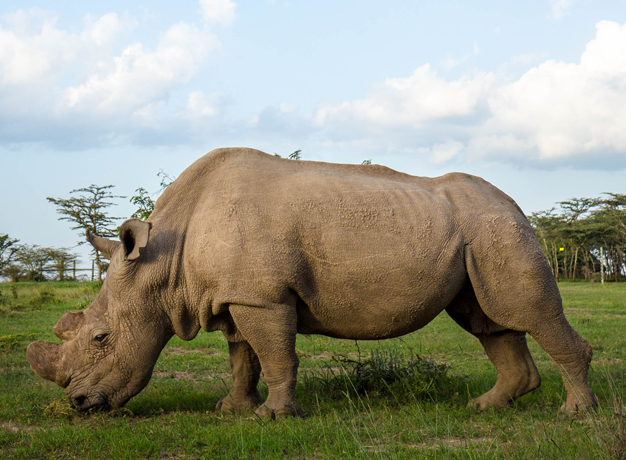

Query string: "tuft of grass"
[[43, 399, 78, 419], [303, 349, 457, 402], [611, 400, 626, 460]]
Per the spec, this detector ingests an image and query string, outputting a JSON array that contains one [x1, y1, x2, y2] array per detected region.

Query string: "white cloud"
[[550, 0, 573, 19], [186, 91, 220, 118], [199, 0, 237, 26], [315, 64, 495, 128], [470, 20, 626, 162], [419, 141, 465, 164], [508, 53, 546, 65], [0, 9, 78, 86], [0, 6, 224, 148], [62, 22, 217, 115], [81, 13, 134, 46]]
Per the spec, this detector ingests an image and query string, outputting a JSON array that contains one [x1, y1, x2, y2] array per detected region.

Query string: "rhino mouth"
[[71, 393, 111, 412]]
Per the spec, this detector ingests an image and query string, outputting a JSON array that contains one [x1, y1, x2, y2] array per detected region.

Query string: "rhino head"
[[26, 219, 173, 411]]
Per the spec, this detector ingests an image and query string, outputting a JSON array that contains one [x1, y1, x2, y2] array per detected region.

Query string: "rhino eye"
[[94, 333, 109, 343]]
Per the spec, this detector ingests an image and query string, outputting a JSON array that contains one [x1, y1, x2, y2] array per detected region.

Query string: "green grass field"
[[0, 281, 624, 459]]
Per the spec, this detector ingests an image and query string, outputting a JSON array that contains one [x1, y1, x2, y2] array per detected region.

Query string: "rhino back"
[[153, 148, 528, 340]]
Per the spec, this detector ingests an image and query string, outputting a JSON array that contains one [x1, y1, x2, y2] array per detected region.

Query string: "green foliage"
[[129, 187, 155, 220], [274, 149, 302, 159], [529, 194, 626, 281], [129, 170, 175, 221], [361, 159, 372, 165]]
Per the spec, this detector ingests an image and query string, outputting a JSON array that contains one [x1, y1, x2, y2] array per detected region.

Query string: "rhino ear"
[[53, 311, 84, 341], [119, 219, 151, 261], [86, 229, 121, 260]]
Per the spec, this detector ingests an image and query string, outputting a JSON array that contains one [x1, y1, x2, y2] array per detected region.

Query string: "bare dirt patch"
[[409, 437, 495, 450], [1, 422, 37, 433], [162, 347, 222, 357], [152, 371, 231, 381]]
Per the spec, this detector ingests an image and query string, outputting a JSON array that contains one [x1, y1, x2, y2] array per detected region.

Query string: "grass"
[[0, 280, 624, 459]]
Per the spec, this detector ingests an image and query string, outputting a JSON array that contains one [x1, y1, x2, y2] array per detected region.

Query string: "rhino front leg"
[[228, 304, 303, 419], [216, 340, 262, 411]]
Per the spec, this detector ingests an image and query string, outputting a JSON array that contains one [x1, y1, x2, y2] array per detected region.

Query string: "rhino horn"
[[119, 219, 151, 261], [26, 341, 69, 387], [86, 229, 121, 260], [53, 311, 84, 341]]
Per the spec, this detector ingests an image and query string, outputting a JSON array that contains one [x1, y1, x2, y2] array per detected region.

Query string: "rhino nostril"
[[73, 395, 87, 409]]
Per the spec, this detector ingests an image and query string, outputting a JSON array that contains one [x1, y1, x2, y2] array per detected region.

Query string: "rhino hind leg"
[[446, 283, 541, 409], [228, 303, 304, 419], [469, 331, 541, 409], [464, 237, 598, 414], [216, 340, 262, 412]]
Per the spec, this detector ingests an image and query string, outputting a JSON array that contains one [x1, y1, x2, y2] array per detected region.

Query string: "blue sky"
[[1, 0, 626, 266]]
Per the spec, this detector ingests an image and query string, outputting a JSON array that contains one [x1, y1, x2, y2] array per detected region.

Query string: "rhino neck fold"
[[155, 227, 202, 342]]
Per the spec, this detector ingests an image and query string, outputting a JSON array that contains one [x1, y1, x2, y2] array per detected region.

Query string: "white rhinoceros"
[[27, 148, 597, 418]]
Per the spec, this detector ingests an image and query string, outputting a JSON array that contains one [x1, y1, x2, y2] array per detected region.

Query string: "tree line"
[[528, 194, 626, 282], [2, 153, 623, 283]]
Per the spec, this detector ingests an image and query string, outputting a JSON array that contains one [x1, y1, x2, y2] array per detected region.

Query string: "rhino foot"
[[254, 403, 304, 420], [215, 393, 261, 412], [467, 392, 513, 411], [560, 392, 599, 415]]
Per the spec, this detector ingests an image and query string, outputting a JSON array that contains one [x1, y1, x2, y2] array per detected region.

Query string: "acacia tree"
[[44, 248, 79, 281], [15, 245, 52, 281], [0, 234, 20, 272], [47, 185, 125, 281]]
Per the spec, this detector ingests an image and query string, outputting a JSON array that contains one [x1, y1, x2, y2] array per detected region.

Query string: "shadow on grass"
[[129, 350, 471, 420]]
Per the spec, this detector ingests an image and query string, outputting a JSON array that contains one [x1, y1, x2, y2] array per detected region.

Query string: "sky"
[[1, 0, 626, 267]]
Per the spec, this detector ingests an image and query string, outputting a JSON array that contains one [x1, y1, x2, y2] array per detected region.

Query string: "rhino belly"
[[295, 271, 466, 340]]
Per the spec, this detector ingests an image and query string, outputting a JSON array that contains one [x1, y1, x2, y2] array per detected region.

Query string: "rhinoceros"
[[27, 148, 597, 418]]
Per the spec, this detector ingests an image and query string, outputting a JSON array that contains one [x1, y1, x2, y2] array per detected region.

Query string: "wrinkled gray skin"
[[27, 148, 598, 418]]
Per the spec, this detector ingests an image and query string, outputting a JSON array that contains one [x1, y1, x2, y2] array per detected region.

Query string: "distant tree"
[[2, 264, 23, 283], [15, 245, 52, 282], [130, 188, 155, 220], [529, 193, 626, 282], [361, 159, 372, 165], [47, 185, 125, 281], [44, 248, 79, 281], [0, 234, 20, 272]]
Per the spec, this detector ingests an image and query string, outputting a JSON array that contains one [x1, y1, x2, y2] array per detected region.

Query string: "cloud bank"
[[0, 4, 625, 169], [309, 20, 626, 167], [0, 4, 223, 148]]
